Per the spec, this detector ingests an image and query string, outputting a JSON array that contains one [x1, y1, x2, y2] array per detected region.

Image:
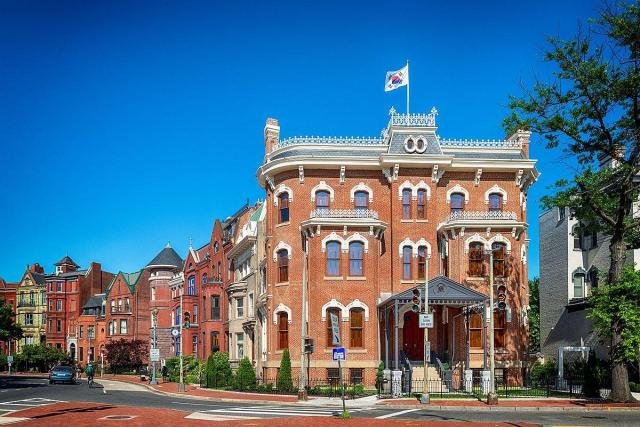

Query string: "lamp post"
[[150, 308, 158, 385], [485, 248, 498, 405], [420, 255, 431, 404], [178, 284, 184, 393]]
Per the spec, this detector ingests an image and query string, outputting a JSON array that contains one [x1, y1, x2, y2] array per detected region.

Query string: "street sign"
[[332, 347, 346, 361], [171, 328, 180, 337], [330, 312, 341, 346], [150, 349, 160, 362], [419, 313, 434, 328], [7, 356, 13, 363]]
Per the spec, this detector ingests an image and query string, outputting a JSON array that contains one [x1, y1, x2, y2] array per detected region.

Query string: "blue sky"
[[0, 0, 600, 281]]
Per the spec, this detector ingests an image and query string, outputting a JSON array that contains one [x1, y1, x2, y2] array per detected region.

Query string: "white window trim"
[[273, 184, 293, 207], [310, 181, 335, 202], [446, 184, 470, 205], [488, 234, 512, 253], [484, 185, 508, 205], [464, 233, 488, 253], [273, 303, 292, 324], [350, 182, 373, 203], [345, 232, 369, 253], [398, 181, 414, 200], [345, 299, 370, 321], [414, 238, 432, 258], [398, 238, 416, 257], [398, 238, 432, 257], [414, 180, 431, 201], [321, 299, 347, 322], [272, 241, 292, 262], [322, 232, 345, 253]]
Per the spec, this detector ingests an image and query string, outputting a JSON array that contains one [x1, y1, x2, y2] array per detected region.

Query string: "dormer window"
[[415, 138, 426, 153], [405, 138, 415, 152]]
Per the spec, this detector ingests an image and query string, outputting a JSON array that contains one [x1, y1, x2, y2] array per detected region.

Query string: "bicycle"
[[87, 374, 95, 388]]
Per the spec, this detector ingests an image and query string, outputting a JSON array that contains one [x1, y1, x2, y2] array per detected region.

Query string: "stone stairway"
[[410, 365, 450, 393]]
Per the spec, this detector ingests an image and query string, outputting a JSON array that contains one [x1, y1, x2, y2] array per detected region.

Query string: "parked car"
[[49, 365, 77, 384]]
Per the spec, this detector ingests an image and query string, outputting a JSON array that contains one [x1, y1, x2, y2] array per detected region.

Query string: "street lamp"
[[484, 248, 498, 405], [150, 308, 158, 385], [178, 283, 185, 393]]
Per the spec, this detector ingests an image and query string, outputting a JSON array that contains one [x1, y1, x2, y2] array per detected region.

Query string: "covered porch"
[[378, 276, 488, 371]]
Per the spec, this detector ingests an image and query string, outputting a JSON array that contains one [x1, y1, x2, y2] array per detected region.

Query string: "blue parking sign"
[[332, 347, 346, 361]]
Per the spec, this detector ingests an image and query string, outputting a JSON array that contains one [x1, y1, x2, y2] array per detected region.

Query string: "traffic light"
[[496, 285, 507, 310], [412, 288, 422, 313], [304, 337, 314, 354], [184, 311, 191, 329]]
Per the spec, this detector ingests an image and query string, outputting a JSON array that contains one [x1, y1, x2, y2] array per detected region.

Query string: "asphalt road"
[[1, 375, 639, 425]]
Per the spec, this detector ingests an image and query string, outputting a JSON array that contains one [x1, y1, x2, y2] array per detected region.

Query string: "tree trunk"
[[607, 234, 634, 402]]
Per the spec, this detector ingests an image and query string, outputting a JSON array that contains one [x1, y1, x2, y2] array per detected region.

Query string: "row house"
[[0, 278, 18, 355], [75, 293, 107, 366], [104, 269, 151, 356], [146, 243, 184, 365], [226, 203, 266, 369], [257, 107, 538, 385], [15, 264, 47, 352], [45, 256, 112, 355]]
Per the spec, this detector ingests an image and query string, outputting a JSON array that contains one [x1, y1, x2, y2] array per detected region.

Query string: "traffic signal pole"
[[179, 285, 184, 393]]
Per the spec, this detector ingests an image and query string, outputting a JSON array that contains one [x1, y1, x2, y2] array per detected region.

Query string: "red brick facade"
[[258, 112, 538, 385]]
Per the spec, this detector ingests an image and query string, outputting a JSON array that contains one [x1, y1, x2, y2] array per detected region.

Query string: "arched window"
[[417, 189, 427, 219], [187, 275, 196, 295], [402, 246, 412, 280], [326, 241, 341, 276], [450, 193, 465, 213], [354, 191, 369, 212], [469, 242, 484, 276], [417, 246, 427, 280], [349, 242, 364, 276], [402, 189, 412, 219], [277, 249, 289, 282], [277, 312, 289, 349], [492, 242, 507, 277], [488, 193, 503, 212], [316, 190, 330, 209], [217, 261, 221, 281], [279, 193, 290, 223], [350, 308, 364, 348], [326, 307, 341, 347], [573, 272, 585, 299], [202, 273, 208, 285]]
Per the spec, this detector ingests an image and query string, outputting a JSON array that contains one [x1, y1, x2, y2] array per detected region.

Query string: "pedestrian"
[[161, 365, 168, 383]]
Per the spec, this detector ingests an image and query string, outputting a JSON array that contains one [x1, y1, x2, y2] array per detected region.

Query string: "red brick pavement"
[[10, 402, 539, 427]]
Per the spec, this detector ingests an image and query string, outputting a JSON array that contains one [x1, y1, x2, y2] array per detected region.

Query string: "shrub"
[[629, 382, 640, 393], [234, 357, 256, 390], [204, 352, 233, 388], [530, 360, 557, 383], [277, 348, 293, 392], [375, 361, 384, 388]]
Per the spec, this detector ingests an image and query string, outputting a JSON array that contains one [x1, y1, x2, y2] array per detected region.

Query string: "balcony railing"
[[310, 208, 379, 219], [17, 302, 36, 308], [447, 211, 517, 221]]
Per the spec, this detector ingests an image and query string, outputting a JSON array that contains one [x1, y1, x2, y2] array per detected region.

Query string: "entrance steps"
[[411, 366, 450, 393]]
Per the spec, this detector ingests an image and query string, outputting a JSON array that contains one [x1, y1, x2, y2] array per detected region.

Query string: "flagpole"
[[406, 60, 410, 114]]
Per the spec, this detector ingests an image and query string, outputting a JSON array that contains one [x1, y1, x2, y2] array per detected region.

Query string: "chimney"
[[507, 129, 531, 158], [264, 118, 280, 161], [29, 263, 44, 274]]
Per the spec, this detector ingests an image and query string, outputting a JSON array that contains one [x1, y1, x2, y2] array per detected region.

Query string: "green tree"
[[204, 352, 233, 387], [277, 348, 293, 392], [505, 2, 640, 402], [234, 357, 256, 390], [528, 278, 540, 352], [14, 344, 69, 372], [0, 298, 22, 351]]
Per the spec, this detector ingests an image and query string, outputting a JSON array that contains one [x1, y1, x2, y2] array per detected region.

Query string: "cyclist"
[[86, 362, 95, 387]]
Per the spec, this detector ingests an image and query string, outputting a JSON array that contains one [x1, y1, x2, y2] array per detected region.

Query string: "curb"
[[377, 403, 640, 412]]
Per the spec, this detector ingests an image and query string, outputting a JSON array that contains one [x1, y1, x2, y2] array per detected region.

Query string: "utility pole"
[[420, 257, 430, 404], [150, 309, 158, 385], [298, 231, 308, 400], [486, 249, 498, 405], [178, 284, 185, 392]]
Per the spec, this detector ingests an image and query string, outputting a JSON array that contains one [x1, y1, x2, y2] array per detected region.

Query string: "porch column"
[[394, 299, 399, 369], [384, 306, 389, 369]]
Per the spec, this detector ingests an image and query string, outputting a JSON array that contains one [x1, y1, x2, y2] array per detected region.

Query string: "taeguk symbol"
[[391, 73, 403, 84]]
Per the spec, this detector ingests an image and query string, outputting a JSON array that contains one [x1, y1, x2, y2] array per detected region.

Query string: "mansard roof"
[[146, 244, 184, 269]]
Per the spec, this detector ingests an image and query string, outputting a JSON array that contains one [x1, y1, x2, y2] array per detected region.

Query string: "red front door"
[[402, 311, 424, 361]]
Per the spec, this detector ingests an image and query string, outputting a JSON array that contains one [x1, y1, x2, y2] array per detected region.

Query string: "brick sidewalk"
[[104, 374, 298, 402], [381, 398, 640, 409], [9, 402, 539, 427]]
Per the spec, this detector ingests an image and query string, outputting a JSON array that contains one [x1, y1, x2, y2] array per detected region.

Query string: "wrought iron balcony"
[[17, 301, 36, 308], [448, 211, 517, 221], [310, 208, 379, 219]]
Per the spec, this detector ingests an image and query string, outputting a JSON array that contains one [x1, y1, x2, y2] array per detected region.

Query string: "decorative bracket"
[[392, 164, 400, 182], [432, 165, 444, 184], [299, 166, 304, 184], [515, 170, 524, 187], [474, 169, 483, 187], [340, 166, 346, 184], [382, 168, 392, 184]]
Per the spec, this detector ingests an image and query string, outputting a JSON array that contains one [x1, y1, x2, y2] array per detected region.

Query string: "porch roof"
[[379, 275, 488, 307]]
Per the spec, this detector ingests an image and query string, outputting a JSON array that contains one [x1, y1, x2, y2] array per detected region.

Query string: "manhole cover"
[[101, 415, 137, 420]]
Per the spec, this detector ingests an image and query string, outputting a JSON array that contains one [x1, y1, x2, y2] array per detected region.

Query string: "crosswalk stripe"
[[212, 407, 337, 414], [186, 413, 261, 421]]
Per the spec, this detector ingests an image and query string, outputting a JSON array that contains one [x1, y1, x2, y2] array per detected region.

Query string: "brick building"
[[146, 243, 184, 365], [76, 293, 107, 366], [257, 108, 538, 385], [105, 270, 151, 356], [45, 256, 112, 356], [0, 278, 18, 356]]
